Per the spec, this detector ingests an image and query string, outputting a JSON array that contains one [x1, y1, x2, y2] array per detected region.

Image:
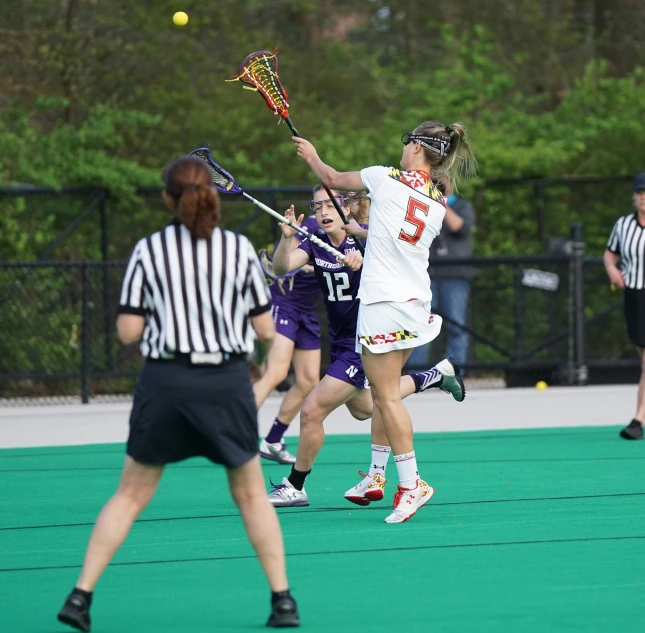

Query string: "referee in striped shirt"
[[604, 172, 645, 440], [57, 156, 300, 631]]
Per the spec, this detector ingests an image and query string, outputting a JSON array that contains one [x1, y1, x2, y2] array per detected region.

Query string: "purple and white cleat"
[[268, 477, 310, 507]]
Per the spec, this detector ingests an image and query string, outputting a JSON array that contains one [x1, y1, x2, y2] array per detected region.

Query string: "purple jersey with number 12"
[[297, 228, 365, 347]]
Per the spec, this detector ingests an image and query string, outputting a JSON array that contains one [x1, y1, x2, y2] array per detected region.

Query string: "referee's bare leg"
[[90, 458, 291, 591], [634, 347, 645, 424], [76, 456, 163, 591], [619, 347, 645, 439], [227, 454, 289, 591], [60, 455, 295, 628], [635, 349, 645, 422]]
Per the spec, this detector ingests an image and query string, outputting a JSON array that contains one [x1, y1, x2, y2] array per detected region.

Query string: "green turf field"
[[1, 426, 644, 632]]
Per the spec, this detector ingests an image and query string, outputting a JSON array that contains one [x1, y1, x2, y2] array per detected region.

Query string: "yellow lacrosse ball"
[[535, 381, 547, 391], [173, 11, 189, 26]]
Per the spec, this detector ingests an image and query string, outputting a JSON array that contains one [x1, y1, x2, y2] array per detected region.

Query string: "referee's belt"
[[151, 351, 247, 366]]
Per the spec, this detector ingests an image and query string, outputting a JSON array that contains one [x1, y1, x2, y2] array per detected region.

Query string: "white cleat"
[[435, 357, 466, 402], [384, 479, 435, 524], [260, 439, 297, 465], [268, 477, 310, 507], [344, 471, 387, 506]]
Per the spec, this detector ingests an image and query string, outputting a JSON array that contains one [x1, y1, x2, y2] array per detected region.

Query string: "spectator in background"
[[407, 175, 476, 370], [604, 172, 645, 440]]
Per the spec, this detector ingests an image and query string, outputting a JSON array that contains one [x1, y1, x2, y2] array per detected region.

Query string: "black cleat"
[[57, 592, 91, 632], [267, 594, 300, 628], [620, 419, 644, 440]]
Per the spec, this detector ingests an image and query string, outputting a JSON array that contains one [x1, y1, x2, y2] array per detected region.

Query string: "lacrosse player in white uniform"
[[293, 121, 476, 523]]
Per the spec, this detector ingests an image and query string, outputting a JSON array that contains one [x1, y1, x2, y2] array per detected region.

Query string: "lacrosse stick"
[[188, 147, 346, 262], [226, 48, 364, 255], [259, 248, 299, 295]]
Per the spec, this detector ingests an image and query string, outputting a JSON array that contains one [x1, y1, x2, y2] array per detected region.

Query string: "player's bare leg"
[[344, 368, 463, 506], [262, 348, 320, 463], [253, 333, 294, 409], [294, 375, 359, 472], [255, 334, 307, 465], [344, 392, 392, 506], [345, 368, 452, 506], [276, 348, 321, 422], [361, 347, 434, 523], [362, 348, 414, 454], [261, 347, 321, 464], [268, 376, 360, 507]]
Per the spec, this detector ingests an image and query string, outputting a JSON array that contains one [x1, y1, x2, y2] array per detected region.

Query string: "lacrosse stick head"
[[188, 147, 243, 195], [226, 48, 290, 120], [259, 248, 298, 295], [345, 191, 370, 223]]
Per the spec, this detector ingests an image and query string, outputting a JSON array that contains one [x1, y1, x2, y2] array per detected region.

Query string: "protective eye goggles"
[[309, 195, 346, 213], [401, 132, 451, 158]]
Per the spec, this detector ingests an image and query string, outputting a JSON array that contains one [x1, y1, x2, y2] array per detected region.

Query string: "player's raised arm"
[[273, 205, 311, 275], [293, 137, 365, 192]]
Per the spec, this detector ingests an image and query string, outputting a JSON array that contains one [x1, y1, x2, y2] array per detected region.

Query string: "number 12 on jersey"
[[398, 197, 430, 245], [322, 271, 352, 302]]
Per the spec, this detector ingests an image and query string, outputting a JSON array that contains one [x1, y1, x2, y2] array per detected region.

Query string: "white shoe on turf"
[[260, 439, 297, 465], [268, 477, 310, 507], [435, 357, 466, 402], [344, 471, 387, 506], [384, 479, 434, 524]]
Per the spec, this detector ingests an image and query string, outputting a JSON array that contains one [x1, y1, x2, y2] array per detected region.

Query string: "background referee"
[[604, 172, 645, 440], [57, 156, 300, 631]]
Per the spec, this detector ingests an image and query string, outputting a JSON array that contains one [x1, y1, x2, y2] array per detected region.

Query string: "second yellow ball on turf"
[[173, 11, 189, 26], [535, 381, 547, 390]]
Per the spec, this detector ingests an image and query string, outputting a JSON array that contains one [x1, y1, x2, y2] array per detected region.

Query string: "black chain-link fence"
[[0, 179, 639, 403], [2, 253, 633, 404]]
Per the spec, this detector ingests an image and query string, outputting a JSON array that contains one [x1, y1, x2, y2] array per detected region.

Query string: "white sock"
[[394, 451, 419, 488], [368, 444, 391, 477]]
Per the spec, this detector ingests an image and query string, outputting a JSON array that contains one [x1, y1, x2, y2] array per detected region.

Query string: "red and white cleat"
[[384, 479, 434, 523], [344, 471, 387, 506]]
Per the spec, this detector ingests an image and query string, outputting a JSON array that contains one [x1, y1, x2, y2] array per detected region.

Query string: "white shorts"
[[356, 299, 442, 355]]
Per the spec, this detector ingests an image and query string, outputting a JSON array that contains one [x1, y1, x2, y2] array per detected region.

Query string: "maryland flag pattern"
[[388, 168, 444, 205], [359, 329, 418, 346]]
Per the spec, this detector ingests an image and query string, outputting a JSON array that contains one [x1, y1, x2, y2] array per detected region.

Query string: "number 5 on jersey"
[[399, 197, 430, 246]]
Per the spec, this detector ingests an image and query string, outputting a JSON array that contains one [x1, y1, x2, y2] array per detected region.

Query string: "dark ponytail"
[[163, 157, 221, 239]]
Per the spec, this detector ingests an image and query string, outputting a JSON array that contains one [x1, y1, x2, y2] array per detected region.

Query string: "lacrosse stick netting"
[[187, 147, 346, 261], [259, 248, 298, 295], [226, 49, 291, 123], [226, 49, 365, 255]]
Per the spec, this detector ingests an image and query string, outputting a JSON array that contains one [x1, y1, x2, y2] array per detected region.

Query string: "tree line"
[[2, 0, 645, 261]]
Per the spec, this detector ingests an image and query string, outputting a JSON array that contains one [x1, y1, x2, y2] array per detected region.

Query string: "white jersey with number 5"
[[358, 165, 445, 306]]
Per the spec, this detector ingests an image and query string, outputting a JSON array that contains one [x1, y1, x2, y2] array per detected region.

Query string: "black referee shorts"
[[127, 357, 258, 468], [624, 288, 645, 348]]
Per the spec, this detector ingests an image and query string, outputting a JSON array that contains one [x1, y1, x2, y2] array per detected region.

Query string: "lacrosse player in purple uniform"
[[267, 186, 463, 508], [253, 213, 325, 465]]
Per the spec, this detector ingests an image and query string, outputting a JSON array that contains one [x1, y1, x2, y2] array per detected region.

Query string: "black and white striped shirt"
[[118, 220, 271, 358], [607, 214, 645, 289]]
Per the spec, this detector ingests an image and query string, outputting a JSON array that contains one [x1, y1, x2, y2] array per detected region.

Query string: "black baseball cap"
[[633, 173, 645, 192]]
